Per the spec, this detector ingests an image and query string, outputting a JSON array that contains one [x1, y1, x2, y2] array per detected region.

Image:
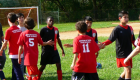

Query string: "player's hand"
[[71, 64, 75, 70], [98, 42, 105, 49], [124, 58, 128, 64], [62, 50, 65, 57], [18, 58, 21, 64], [0, 50, 3, 56], [47, 39, 54, 46], [63, 44, 73, 48], [7, 49, 10, 55]]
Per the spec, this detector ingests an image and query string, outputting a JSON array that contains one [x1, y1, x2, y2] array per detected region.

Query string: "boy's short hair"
[[75, 21, 87, 33], [16, 13, 24, 18], [46, 16, 54, 21], [84, 16, 93, 21], [7, 12, 17, 23], [118, 10, 129, 17], [24, 17, 35, 29]]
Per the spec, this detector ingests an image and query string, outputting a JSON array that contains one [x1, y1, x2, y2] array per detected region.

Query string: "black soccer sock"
[[125, 79, 131, 80], [118, 77, 125, 80], [0, 71, 5, 79]]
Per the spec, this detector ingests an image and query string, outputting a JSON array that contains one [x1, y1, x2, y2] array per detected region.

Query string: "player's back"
[[5, 26, 22, 56], [73, 35, 99, 73], [20, 30, 43, 65]]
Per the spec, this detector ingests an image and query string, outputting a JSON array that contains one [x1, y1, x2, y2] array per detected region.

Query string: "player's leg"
[[56, 63, 62, 80], [38, 65, 46, 80], [11, 59, 24, 80], [84, 73, 99, 80], [71, 71, 84, 80], [118, 69, 125, 80], [124, 66, 131, 80], [0, 51, 6, 80], [27, 66, 39, 80], [54, 50, 62, 80]]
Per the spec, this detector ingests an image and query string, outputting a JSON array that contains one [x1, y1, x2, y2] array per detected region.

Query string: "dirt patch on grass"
[[60, 23, 140, 40]]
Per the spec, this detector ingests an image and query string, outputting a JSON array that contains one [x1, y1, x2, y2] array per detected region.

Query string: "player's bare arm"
[[57, 37, 65, 57], [71, 53, 78, 70], [0, 40, 8, 56], [124, 46, 140, 64], [18, 45, 23, 64], [63, 44, 73, 48]]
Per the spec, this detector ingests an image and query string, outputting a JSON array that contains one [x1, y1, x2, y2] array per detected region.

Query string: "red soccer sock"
[[37, 70, 43, 80], [28, 76, 32, 80], [32, 77, 38, 80], [57, 70, 62, 80]]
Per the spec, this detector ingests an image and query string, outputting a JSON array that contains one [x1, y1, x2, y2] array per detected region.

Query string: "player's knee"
[[0, 69, 2, 71], [125, 66, 131, 74], [56, 63, 61, 70]]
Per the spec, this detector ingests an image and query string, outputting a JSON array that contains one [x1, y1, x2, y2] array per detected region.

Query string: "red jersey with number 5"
[[17, 30, 43, 65], [73, 35, 100, 73]]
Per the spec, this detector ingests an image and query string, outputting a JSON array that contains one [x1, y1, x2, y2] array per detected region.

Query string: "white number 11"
[[83, 43, 90, 53]]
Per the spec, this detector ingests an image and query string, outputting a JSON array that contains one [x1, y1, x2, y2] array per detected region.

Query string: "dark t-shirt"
[[0, 23, 3, 47], [108, 25, 135, 58], [40, 26, 59, 52], [86, 29, 98, 43]]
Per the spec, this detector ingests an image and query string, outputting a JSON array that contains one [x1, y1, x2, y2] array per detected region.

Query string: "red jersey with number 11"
[[73, 35, 100, 73], [17, 30, 43, 66]]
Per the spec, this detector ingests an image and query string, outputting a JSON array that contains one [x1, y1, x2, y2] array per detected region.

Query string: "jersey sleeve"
[[0, 24, 3, 37], [37, 33, 43, 45], [92, 39, 100, 53], [40, 28, 44, 38], [57, 30, 60, 38], [95, 32, 98, 43], [108, 27, 118, 42], [129, 26, 136, 47], [5, 29, 11, 41], [17, 33, 24, 46], [73, 38, 80, 54]]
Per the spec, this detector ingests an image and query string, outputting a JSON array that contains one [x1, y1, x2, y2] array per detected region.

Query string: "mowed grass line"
[[3, 35, 140, 80]]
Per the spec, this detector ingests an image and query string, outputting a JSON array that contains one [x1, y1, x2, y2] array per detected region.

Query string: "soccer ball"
[[96, 63, 102, 69]]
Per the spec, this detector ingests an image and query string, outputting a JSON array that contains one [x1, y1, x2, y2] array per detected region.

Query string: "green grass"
[[2, 21, 140, 80], [3, 35, 140, 80]]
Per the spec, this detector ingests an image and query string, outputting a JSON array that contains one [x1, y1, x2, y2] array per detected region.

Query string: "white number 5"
[[29, 38, 34, 47]]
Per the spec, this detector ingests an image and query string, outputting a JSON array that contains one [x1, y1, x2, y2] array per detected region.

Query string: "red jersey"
[[5, 26, 22, 58], [17, 30, 43, 65], [73, 35, 100, 73]]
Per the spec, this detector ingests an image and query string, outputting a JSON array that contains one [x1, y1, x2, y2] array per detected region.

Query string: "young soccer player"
[[0, 23, 6, 80], [102, 10, 135, 80], [71, 21, 103, 80], [37, 16, 65, 80], [16, 13, 27, 75], [64, 16, 99, 57], [0, 12, 24, 80], [17, 17, 54, 80]]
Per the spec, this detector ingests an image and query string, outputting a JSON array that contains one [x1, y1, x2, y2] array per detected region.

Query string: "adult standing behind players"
[[37, 16, 65, 80], [16, 13, 27, 75], [0, 12, 24, 80], [0, 23, 6, 80]]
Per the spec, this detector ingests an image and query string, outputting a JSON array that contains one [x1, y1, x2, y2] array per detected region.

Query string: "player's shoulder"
[[91, 28, 97, 33], [127, 25, 133, 30], [41, 26, 48, 30], [53, 26, 58, 30]]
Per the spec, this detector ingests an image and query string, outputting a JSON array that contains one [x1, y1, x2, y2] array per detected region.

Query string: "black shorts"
[[0, 51, 6, 69], [40, 50, 60, 65], [71, 71, 99, 80]]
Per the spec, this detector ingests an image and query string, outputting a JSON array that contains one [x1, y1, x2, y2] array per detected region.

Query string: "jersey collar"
[[119, 24, 128, 29], [47, 26, 53, 30], [87, 28, 92, 32]]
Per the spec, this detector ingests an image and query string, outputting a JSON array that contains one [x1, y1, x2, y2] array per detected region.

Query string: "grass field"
[[2, 21, 140, 80]]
